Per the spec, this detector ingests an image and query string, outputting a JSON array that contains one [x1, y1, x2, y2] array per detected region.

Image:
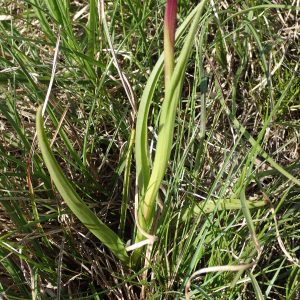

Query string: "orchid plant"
[[35, 0, 268, 296]]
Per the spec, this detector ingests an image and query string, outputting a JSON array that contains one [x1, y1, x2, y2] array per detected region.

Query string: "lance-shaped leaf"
[[133, 2, 208, 265], [141, 1, 207, 224], [176, 199, 267, 225], [135, 2, 203, 212], [36, 105, 129, 266], [135, 0, 208, 247]]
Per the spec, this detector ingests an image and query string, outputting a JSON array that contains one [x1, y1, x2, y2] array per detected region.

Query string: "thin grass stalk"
[[209, 52, 300, 188], [193, 27, 207, 179], [126, 0, 152, 70], [0, 247, 31, 298], [119, 127, 135, 239]]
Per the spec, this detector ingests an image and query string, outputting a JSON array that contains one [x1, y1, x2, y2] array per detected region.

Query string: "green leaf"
[[133, 0, 209, 265], [135, 1, 208, 202], [176, 198, 267, 224], [140, 0, 208, 227], [36, 105, 129, 265]]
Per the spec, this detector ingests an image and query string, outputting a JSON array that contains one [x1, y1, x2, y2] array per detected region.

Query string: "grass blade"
[[87, 0, 96, 58], [119, 127, 135, 239]]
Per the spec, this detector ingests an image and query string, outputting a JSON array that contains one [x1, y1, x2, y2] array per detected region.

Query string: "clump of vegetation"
[[0, 0, 300, 299]]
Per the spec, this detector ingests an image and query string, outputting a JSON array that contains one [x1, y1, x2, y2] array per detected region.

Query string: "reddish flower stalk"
[[164, 0, 177, 90]]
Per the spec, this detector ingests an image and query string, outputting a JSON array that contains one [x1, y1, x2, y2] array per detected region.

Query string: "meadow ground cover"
[[0, 0, 300, 299]]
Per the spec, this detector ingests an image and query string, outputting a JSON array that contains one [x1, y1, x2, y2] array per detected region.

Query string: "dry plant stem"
[[41, 25, 62, 117], [27, 25, 62, 183], [26, 29, 96, 173], [57, 235, 66, 300], [141, 200, 162, 299], [49, 103, 71, 223], [263, 192, 300, 268], [98, 0, 137, 116], [49, 104, 70, 148], [252, 42, 287, 91], [185, 251, 262, 300], [210, 0, 231, 76]]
